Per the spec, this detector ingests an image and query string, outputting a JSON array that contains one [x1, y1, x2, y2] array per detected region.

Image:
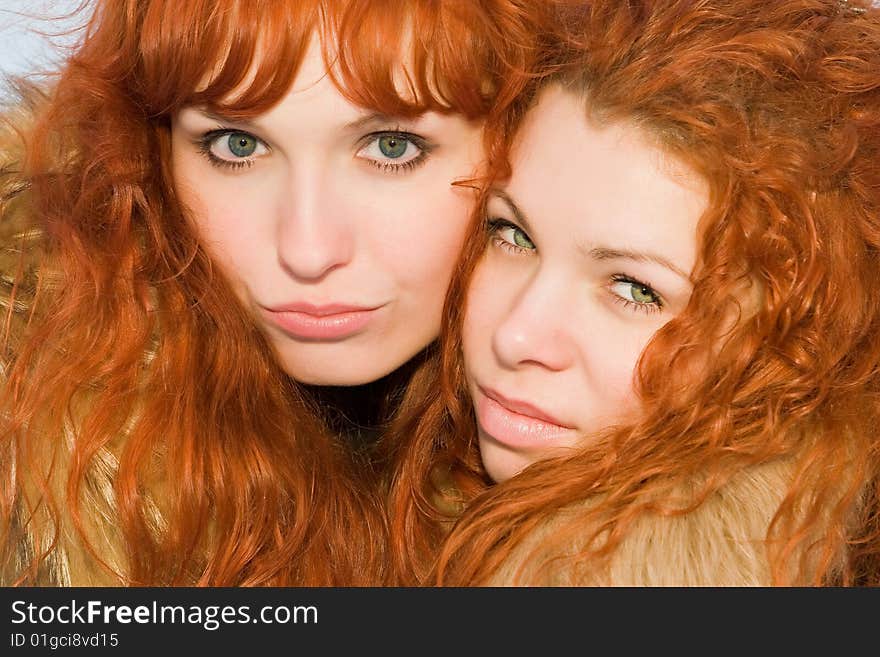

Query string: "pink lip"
[[262, 302, 383, 341], [474, 385, 577, 450]]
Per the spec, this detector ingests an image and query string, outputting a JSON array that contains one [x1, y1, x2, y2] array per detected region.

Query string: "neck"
[[301, 347, 431, 453]]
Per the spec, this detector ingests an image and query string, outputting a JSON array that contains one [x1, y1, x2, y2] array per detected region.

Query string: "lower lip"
[[473, 388, 576, 451], [263, 308, 379, 341]]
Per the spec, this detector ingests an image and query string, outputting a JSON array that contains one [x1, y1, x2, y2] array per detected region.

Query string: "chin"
[[277, 350, 414, 387], [283, 365, 386, 387], [479, 438, 535, 483]]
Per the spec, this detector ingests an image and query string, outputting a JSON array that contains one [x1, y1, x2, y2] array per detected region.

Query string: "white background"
[[0, 0, 87, 97]]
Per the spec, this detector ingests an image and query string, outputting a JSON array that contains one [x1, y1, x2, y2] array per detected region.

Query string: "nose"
[[491, 272, 576, 372], [275, 167, 354, 281]]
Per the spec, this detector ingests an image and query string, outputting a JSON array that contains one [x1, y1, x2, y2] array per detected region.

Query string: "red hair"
[[389, 0, 880, 585], [0, 0, 538, 585]]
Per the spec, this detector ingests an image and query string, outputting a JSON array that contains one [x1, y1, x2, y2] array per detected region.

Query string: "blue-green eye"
[[227, 132, 258, 158], [377, 135, 408, 158], [357, 132, 429, 172], [198, 129, 269, 170]]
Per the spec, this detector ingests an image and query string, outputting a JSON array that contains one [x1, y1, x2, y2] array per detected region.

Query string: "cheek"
[[575, 323, 655, 425], [173, 161, 270, 272], [189, 201, 259, 281], [462, 258, 506, 370], [171, 140, 215, 217], [173, 155, 227, 242], [380, 184, 475, 292], [170, 201, 268, 315]]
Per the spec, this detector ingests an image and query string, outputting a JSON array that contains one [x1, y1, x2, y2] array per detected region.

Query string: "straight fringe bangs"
[[121, 0, 505, 120], [1, 0, 531, 586]]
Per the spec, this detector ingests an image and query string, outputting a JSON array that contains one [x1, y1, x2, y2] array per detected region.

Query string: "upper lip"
[[264, 302, 382, 316], [479, 385, 575, 429]]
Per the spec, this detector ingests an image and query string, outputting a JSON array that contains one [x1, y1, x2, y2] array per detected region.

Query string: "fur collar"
[[1, 102, 128, 586], [488, 458, 814, 586]]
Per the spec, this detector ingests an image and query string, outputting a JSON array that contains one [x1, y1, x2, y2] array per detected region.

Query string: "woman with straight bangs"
[[388, 0, 880, 586], [0, 0, 545, 586]]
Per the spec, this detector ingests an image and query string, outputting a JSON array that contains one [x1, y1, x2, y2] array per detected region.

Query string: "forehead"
[[505, 85, 707, 269]]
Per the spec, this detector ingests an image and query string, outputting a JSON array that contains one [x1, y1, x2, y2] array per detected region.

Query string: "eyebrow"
[[198, 108, 409, 134], [588, 247, 691, 280], [490, 188, 691, 281], [343, 112, 410, 132], [492, 189, 538, 239], [199, 109, 260, 130]]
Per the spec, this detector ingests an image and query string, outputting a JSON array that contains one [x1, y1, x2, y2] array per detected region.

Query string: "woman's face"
[[462, 86, 707, 482], [171, 39, 483, 385]]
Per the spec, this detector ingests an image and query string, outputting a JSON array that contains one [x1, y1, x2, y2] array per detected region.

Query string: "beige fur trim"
[[489, 459, 798, 586]]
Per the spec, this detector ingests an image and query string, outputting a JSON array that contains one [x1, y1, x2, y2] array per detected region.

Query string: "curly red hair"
[[0, 0, 542, 586], [389, 0, 880, 585]]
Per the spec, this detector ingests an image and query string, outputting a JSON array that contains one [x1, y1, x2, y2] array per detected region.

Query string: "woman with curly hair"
[[0, 0, 546, 586], [389, 0, 880, 585]]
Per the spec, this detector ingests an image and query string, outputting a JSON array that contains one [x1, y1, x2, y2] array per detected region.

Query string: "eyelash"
[[609, 274, 664, 314], [488, 217, 663, 315], [487, 215, 665, 316], [195, 128, 265, 171], [356, 130, 433, 174], [194, 128, 433, 174], [486, 218, 535, 255]]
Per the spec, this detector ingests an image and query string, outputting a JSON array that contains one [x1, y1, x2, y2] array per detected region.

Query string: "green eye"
[[228, 133, 258, 158], [609, 276, 663, 313], [378, 135, 409, 158], [513, 228, 535, 250], [488, 219, 537, 253], [630, 283, 657, 304]]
